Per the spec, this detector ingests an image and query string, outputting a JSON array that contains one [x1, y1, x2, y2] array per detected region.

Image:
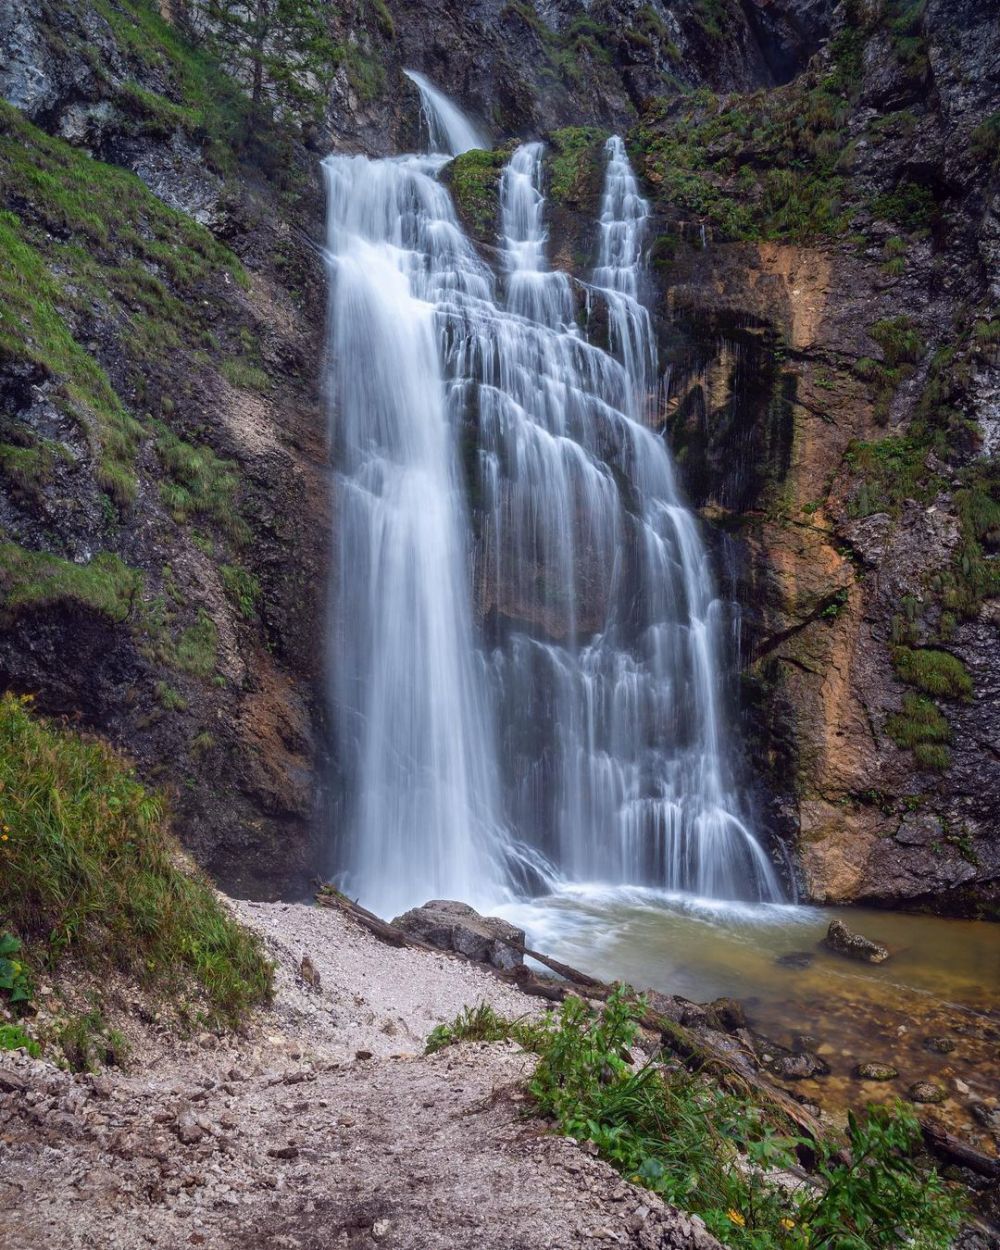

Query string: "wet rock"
[[923, 1036, 955, 1054], [971, 1103, 1000, 1132], [823, 919, 890, 964], [908, 1081, 947, 1104], [702, 997, 748, 1033], [775, 951, 814, 970], [769, 1052, 830, 1079], [391, 900, 525, 971], [854, 1062, 899, 1081]]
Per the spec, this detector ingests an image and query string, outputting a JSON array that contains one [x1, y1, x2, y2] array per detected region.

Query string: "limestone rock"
[[391, 900, 525, 971], [823, 919, 890, 964]]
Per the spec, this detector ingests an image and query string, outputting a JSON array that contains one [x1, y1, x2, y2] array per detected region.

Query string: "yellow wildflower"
[[726, 1210, 746, 1228], [780, 1218, 795, 1230]]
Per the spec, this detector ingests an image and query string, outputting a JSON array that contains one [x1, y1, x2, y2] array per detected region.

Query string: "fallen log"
[[921, 1119, 1000, 1179]]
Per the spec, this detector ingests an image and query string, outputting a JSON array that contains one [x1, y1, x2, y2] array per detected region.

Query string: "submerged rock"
[[769, 1052, 830, 1079], [924, 1036, 956, 1054], [775, 951, 814, 970], [854, 1062, 899, 1081], [823, 919, 890, 964], [908, 1081, 947, 1104], [391, 900, 525, 971]]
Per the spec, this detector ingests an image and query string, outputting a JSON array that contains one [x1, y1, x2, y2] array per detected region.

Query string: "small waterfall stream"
[[324, 78, 780, 916]]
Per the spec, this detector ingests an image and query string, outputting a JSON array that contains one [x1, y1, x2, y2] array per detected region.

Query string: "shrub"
[[0, 694, 271, 1027], [0, 1023, 41, 1057]]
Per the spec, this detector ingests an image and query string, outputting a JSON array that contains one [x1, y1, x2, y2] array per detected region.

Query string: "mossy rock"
[[545, 127, 608, 211], [442, 144, 515, 247]]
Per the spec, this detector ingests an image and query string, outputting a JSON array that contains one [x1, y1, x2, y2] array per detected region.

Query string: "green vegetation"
[[154, 424, 250, 544], [0, 1022, 41, 1057], [0, 543, 142, 622], [0, 932, 34, 1009], [892, 646, 972, 699], [970, 112, 1000, 168], [220, 564, 262, 619], [0, 101, 246, 504], [886, 693, 951, 770], [57, 1010, 130, 1072], [444, 147, 510, 239], [430, 989, 963, 1249], [0, 693, 271, 1029], [547, 127, 608, 207], [202, 0, 340, 123], [220, 357, 271, 392], [869, 317, 924, 368]]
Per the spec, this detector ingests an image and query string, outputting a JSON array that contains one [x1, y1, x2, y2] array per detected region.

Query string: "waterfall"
[[324, 82, 780, 914], [403, 69, 488, 156]]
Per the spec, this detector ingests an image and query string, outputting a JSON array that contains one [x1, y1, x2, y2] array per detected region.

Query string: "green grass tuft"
[[892, 646, 972, 700], [0, 543, 142, 622], [0, 694, 272, 1028]]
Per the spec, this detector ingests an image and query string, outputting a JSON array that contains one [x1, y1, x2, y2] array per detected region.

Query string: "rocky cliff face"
[[632, 0, 1000, 915], [0, 0, 996, 914]]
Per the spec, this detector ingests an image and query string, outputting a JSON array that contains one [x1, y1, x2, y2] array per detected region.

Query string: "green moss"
[[547, 127, 608, 207], [892, 646, 972, 700], [168, 610, 219, 679], [970, 112, 1000, 168], [444, 147, 509, 240], [843, 435, 931, 516], [0, 693, 271, 1028], [0, 543, 142, 622], [870, 182, 935, 230]]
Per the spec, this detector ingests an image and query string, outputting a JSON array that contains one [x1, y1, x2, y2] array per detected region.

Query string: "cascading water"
[[324, 79, 780, 915]]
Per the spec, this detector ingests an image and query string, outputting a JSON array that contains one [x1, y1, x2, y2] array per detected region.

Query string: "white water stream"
[[323, 77, 780, 918]]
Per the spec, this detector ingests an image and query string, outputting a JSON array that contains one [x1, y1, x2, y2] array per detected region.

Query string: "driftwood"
[[921, 1119, 1000, 1179]]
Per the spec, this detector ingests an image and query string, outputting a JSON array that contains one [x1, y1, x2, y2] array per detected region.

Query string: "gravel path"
[[0, 898, 722, 1250]]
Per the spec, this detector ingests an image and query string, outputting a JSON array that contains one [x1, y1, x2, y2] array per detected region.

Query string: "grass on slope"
[[0, 693, 271, 1027]]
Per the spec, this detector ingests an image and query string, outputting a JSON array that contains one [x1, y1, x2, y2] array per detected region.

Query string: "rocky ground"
[[0, 899, 723, 1250]]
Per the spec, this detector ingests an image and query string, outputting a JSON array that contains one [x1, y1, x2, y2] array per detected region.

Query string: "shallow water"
[[498, 887, 1000, 1148]]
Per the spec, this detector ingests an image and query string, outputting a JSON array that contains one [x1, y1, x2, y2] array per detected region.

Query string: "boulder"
[[823, 918, 890, 964], [908, 1081, 947, 1105], [854, 1062, 899, 1081], [390, 900, 525, 971], [769, 1051, 830, 1080]]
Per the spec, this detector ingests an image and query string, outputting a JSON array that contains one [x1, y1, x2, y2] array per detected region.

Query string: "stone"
[[823, 919, 890, 964], [769, 1051, 830, 1079], [372, 1219, 391, 1240], [174, 1109, 207, 1145], [854, 1062, 899, 1081], [923, 1036, 955, 1054], [703, 997, 747, 1033], [299, 955, 321, 989], [775, 951, 814, 970], [908, 1081, 947, 1104], [391, 900, 525, 971]]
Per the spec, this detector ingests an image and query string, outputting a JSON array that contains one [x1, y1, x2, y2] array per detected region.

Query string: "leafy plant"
[[0, 1023, 40, 1057], [429, 988, 964, 1248], [0, 932, 34, 1009]]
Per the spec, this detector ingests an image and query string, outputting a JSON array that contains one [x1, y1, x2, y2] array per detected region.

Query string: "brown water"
[[500, 887, 1000, 1148]]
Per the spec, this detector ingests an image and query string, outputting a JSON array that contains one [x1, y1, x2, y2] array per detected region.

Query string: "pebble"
[[908, 1081, 947, 1104]]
